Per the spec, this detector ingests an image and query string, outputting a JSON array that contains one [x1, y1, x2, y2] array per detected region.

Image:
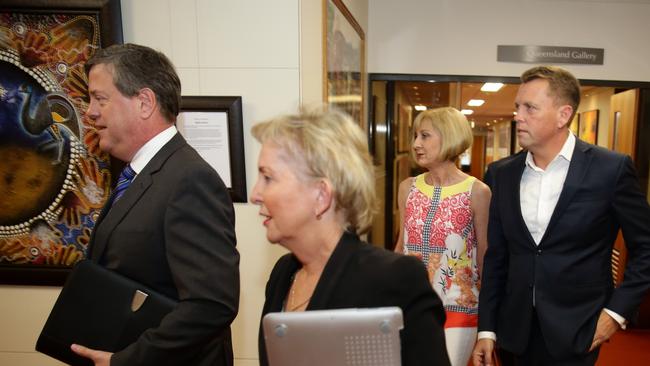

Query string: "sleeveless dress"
[[402, 174, 480, 366]]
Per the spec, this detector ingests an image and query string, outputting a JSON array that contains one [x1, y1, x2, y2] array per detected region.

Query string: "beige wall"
[[369, 0, 650, 81], [0, 1, 368, 365]]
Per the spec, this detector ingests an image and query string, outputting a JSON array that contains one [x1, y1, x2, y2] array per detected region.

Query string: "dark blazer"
[[89, 133, 240, 366], [479, 139, 650, 359], [259, 232, 451, 366]]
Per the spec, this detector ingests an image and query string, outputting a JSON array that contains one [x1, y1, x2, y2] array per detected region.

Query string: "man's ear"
[[557, 104, 574, 129], [136, 88, 157, 119]]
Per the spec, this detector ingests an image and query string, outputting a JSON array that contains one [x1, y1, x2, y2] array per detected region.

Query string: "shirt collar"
[[525, 132, 575, 170], [130, 125, 177, 174]]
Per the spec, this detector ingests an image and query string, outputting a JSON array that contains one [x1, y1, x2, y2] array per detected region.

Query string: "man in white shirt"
[[473, 66, 650, 365], [70, 43, 240, 366]]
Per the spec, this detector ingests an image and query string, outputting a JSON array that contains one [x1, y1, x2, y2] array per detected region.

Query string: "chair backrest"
[[262, 307, 403, 366]]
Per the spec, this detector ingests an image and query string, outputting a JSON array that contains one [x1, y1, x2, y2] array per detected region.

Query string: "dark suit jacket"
[[89, 133, 240, 366], [479, 139, 650, 359], [258, 232, 451, 366]]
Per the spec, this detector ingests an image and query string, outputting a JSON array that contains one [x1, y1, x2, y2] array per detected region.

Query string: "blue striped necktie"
[[112, 164, 136, 204]]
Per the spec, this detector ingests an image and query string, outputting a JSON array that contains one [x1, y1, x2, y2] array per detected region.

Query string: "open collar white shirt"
[[520, 132, 575, 245], [129, 125, 178, 177]]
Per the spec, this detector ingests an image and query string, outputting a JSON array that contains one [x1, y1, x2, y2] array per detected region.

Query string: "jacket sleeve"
[[112, 163, 240, 365], [606, 155, 650, 319], [477, 164, 509, 333], [395, 255, 451, 366]]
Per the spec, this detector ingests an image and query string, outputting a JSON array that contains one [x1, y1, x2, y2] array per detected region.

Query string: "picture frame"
[[570, 112, 580, 136], [612, 111, 621, 151], [0, 0, 123, 286], [497, 122, 511, 159], [177, 96, 247, 203], [397, 104, 411, 153], [323, 0, 366, 129], [393, 153, 411, 212], [579, 109, 599, 144]]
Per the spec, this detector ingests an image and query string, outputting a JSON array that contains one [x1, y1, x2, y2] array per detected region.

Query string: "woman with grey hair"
[[251, 106, 450, 366]]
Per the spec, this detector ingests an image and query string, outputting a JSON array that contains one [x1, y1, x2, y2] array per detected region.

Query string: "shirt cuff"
[[604, 308, 627, 330], [477, 331, 497, 341]]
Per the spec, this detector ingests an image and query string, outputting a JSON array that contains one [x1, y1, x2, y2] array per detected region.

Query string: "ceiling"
[[398, 81, 598, 128]]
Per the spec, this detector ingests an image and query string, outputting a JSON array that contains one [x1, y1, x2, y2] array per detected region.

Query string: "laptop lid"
[[263, 307, 403, 366]]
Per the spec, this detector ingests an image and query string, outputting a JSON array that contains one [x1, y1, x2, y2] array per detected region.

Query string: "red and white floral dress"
[[403, 174, 479, 329]]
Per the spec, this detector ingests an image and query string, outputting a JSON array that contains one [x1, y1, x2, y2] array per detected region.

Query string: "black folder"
[[36, 260, 177, 366]]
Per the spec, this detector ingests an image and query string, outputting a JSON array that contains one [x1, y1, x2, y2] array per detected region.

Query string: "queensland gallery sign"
[[497, 45, 604, 65]]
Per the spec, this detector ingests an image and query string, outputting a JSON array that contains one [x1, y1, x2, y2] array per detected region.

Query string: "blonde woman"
[[251, 106, 451, 366], [395, 107, 491, 366]]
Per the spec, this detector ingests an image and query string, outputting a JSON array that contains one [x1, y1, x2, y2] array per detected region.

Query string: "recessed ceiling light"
[[481, 82, 504, 92], [414, 105, 427, 111], [467, 99, 485, 106], [486, 122, 491, 126], [461, 109, 473, 115], [413, 86, 419, 90]]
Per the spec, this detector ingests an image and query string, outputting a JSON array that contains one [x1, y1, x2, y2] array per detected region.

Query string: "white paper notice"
[[177, 111, 231, 187]]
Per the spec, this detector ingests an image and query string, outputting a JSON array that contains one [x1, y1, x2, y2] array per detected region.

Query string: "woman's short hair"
[[411, 107, 473, 162], [251, 106, 375, 234]]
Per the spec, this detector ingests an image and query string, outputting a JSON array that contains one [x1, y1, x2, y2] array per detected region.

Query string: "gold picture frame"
[[579, 109, 599, 144], [323, 0, 365, 128]]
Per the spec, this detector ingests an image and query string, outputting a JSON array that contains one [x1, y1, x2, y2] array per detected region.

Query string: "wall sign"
[[498, 45, 604, 65]]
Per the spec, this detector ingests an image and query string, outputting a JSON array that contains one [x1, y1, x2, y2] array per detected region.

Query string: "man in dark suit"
[[472, 66, 650, 365], [70, 44, 240, 366]]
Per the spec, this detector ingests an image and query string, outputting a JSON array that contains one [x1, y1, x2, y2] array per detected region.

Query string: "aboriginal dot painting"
[[0, 12, 112, 271]]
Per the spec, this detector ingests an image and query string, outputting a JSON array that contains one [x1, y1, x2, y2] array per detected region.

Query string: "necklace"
[[287, 270, 311, 312]]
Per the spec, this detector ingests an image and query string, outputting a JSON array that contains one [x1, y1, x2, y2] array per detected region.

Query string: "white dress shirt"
[[129, 125, 178, 176], [520, 133, 575, 245]]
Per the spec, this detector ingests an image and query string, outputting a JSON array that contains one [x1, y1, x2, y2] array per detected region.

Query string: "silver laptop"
[[263, 307, 403, 366]]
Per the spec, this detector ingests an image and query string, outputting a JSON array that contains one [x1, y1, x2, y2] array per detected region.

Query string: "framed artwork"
[[177, 96, 247, 203], [397, 104, 411, 153], [485, 129, 495, 165], [392, 153, 411, 212], [570, 112, 580, 136], [324, 0, 365, 128], [579, 109, 599, 144], [497, 122, 511, 159], [0, 0, 123, 285], [612, 111, 621, 151]]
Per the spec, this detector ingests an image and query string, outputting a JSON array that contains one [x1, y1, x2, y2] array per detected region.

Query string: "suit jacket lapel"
[[540, 139, 593, 244], [502, 153, 537, 247], [307, 232, 358, 310], [89, 133, 186, 261]]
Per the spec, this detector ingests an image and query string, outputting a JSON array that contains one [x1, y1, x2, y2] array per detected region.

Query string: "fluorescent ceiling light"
[[467, 99, 485, 106], [414, 105, 427, 111], [461, 109, 473, 115], [481, 82, 504, 92]]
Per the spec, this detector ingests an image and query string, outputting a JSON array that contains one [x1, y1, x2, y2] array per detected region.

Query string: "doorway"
[[368, 74, 650, 252]]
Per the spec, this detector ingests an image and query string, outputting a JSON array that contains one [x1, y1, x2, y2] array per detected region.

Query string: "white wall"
[[369, 0, 650, 81], [0, 1, 368, 365]]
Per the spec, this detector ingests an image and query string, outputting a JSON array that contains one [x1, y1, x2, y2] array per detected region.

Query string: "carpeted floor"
[[596, 329, 650, 365]]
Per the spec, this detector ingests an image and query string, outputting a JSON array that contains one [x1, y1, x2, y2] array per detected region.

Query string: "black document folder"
[[36, 260, 177, 366]]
